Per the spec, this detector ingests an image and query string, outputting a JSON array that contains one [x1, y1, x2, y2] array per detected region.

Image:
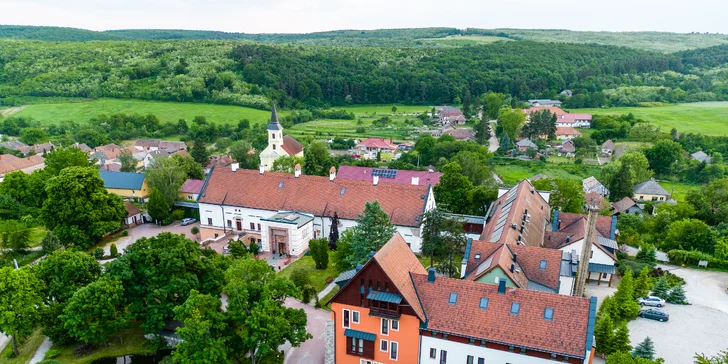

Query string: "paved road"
[[488, 121, 499, 153], [282, 298, 329, 364], [102, 222, 200, 255]]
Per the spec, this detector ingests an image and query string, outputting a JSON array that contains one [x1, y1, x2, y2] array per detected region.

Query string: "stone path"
[[282, 298, 330, 364], [317, 282, 337, 301], [29, 336, 51, 364]]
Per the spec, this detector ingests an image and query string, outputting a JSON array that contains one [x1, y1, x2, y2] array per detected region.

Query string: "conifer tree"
[[651, 277, 670, 299], [667, 285, 687, 304], [633, 266, 652, 299], [632, 336, 656, 359], [612, 323, 633, 354], [613, 270, 640, 320], [594, 313, 615, 355]]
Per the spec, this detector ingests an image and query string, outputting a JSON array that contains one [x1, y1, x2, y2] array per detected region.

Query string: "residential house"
[[205, 155, 234, 174], [437, 106, 466, 125], [544, 211, 618, 287], [92, 144, 134, 165], [442, 127, 476, 141], [691, 151, 711, 164], [98, 171, 149, 201], [633, 179, 670, 202], [259, 106, 305, 171], [3, 141, 56, 155], [528, 99, 562, 107], [356, 138, 397, 159], [196, 165, 435, 254], [396, 142, 414, 151], [99, 163, 122, 172], [582, 176, 609, 197], [559, 139, 576, 157], [336, 166, 442, 186], [555, 126, 582, 140], [0, 141, 28, 152], [180, 179, 204, 201], [560, 89, 573, 97], [134, 139, 187, 151], [516, 138, 538, 152], [329, 233, 597, 364], [133, 149, 172, 169], [0, 154, 45, 182], [522, 106, 568, 118], [123, 201, 144, 226], [611, 197, 643, 215], [601, 140, 614, 155], [556, 113, 592, 128], [444, 214, 485, 239], [72, 142, 93, 153]]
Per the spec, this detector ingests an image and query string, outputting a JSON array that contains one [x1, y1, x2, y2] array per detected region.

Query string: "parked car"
[[639, 296, 666, 307], [639, 308, 669, 322], [181, 218, 197, 226]]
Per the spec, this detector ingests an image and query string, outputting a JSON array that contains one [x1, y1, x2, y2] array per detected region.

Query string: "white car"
[[639, 296, 666, 307]]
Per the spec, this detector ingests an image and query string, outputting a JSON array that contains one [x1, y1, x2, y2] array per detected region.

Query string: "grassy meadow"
[[6, 98, 274, 126], [571, 102, 728, 135], [425, 35, 513, 46]]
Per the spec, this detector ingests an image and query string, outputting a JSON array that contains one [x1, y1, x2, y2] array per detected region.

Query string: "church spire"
[[267, 104, 283, 131]]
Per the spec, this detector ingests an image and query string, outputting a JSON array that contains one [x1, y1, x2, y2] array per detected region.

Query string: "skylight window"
[[510, 302, 520, 315], [278, 182, 284, 189], [544, 308, 554, 320], [474, 253, 481, 261], [448, 293, 458, 305], [479, 298, 488, 310], [539, 260, 547, 270], [340, 187, 346, 195]]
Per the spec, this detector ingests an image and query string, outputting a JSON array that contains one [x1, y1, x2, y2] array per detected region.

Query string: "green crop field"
[[571, 102, 728, 135], [5, 98, 274, 126]]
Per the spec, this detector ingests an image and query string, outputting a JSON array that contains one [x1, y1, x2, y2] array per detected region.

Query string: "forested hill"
[[0, 39, 727, 109], [1, 25, 727, 52]]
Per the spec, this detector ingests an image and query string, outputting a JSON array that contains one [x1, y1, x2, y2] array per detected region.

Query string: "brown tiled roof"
[[412, 274, 592, 358], [555, 126, 582, 136], [480, 179, 550, 248], [521, 106, 568, 117], [160, 141, 187, 150], [172, 150, 190, 158], [465, 240, 562, 291], [94, 144, 125, 160], [544, 212, 616, 260], [0, 154, 45, 175], [72, 143, 93, 153], [602, 140, 614, 150], [560, 140, 576, 153], [611, 197, 637, 213], [374, 233, 427, 320], [199, 168, 429, 226], [207, 155, 234, 169], [281, 136, 304, 156], [124, 201, 142, 217], [99, 163, 122, 172]]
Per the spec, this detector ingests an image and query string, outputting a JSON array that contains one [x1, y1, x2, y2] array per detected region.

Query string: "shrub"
[[309, 238, 329, 270], [248, 240, 260, 256], [38, 361, 62, 364], [667, 285, 688, 304], [121, 230, 129, 236], [41, 232, 62, 253], [667, 249, 728, 270], [290, 268, 311, 289], [109, 244, 118, 258], [171, 209, 185, 222], [44, 349, 60, 359], [190, 226, 200, 236], [301, 284, 316, 304], [93, 247, 104, 260]]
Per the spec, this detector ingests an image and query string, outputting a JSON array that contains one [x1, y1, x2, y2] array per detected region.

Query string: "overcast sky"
[[3, 0, 727, 34]]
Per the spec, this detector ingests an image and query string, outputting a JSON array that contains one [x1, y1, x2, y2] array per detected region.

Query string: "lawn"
[[319, 285, 340, 311], [8, 98, 274, 126], [50, 323, 154, 364], [28, 227, 47, 248], [493, 163, 602, 185], [570, 102, 728, 136], [0, 329, 45, 364], [660, 180, 702, 202], [1, 250, 45, 268], [278, 251, 341, 292]]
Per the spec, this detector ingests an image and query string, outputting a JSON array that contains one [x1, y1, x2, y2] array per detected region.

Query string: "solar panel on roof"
[[372, 169, 397, 179]]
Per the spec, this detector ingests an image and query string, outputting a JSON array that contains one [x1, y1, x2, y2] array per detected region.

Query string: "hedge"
[[667, 249, 728, 270]]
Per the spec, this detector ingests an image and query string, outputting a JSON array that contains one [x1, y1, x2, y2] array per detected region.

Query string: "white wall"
[[561, 239, 615, 266], [559, 276, 575, 296], [420, 336, 584, 364]]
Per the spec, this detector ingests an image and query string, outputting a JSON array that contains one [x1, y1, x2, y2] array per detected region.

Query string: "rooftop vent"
[[479, 297, 489, 310], [544, 307, 554, 320], [510, 302, 520, 315], [511, 224, 517, 230], [539, 260, 547, 270]]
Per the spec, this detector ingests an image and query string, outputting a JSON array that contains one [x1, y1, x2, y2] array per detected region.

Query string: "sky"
[[3, 0, 727, 34]]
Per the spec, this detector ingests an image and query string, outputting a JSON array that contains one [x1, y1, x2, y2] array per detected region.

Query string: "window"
[[467, 356, 474, 364], [380, 339, 388, 352], [539, 260, 547, 270], [474, 253, 481, 260], [207, 218, 212, 225], [544, 307, 554, 320], [429, 348, 437, 358], [352, 311, 360, 324], [391, 320, 399, 331], [273, 144, 276, 150], [478, 359, 485, 364], [385, 282, 389, 292], [381, 319, 389, 335], [187, 195, 193, 200], [479, 297, 489, 310], [390, 341, 398, 360], [227, 220, 232, 228], [250, 222, 255, 230], [652, 196, 658, 202], [448, 293, 458, 305], [343, 309, 350, 328], [257, 223, 261, 231], [377, 281, 381, 290], [590, 250, 594, 258], [510, 302, 520, 315], [440, 350, 447, 364]]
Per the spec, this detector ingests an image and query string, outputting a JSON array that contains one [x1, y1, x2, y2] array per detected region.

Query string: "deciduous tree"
[[119, 151, 137, 172], [44, 146, 94, 175], [147, 187, 170, 223], [303, 141, 333, 176], [41, 231, 62, 253], [229, 141, 260, 170], [644, 140, 685, 176], [663, 218, 716, 254], [0, 267, 45, 357], [0, 220, 31, 252], [61, 277, 128, 344], [172, 290, 233, 364], [146, 157, 187, 206]]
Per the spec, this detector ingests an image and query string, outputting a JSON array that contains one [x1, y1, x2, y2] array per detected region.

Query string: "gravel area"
[[102, 221, 200, 256]]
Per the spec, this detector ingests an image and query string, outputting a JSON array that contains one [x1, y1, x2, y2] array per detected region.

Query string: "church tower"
[[267, 105, 284, 152]]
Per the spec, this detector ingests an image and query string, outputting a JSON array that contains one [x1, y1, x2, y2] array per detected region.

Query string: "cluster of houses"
[[507, 105, 592, 160]]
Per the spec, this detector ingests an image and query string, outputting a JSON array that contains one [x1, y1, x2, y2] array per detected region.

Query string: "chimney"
[[428, 267, 436, 283], [510, 263, 515, 273], [259, 165, 265, 175], [294, 163, 301, 178], [373, 175, 379, 186], [411, 176, 419, 185], [497, 278, 507, 294], [231, 163, 239, 172], [329, 166, 336, 182]]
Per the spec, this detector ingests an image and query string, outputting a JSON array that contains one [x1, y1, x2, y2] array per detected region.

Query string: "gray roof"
[[334, 269, 357, 284], [597, 236, 618, 250], [516, 139, 538, 149], [633, 179, 669, 196], [443, 213, 485, 225], [262, 211, 313, 228], [588, 263, 616, 274], [267, 105, 283, 131], [527, 281, 558, 293], [691, 151, 711, 163]]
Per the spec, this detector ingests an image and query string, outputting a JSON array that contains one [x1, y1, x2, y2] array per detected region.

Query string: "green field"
[[571, 102, 728, 135], [493, 163, 602, 185], [5, 98, 274, 126], [426, 35, 513, 46]]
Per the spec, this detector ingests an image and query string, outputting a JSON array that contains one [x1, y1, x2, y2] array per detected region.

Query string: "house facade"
[[556, 113, 592, 128], [259, 106, 305, 171], [555, 127, 582, 140], [632, 179, 670, 202], [528, 99, 562, 107], [123, 201, 144, 226], [601, 140, 614, 155], [179, 179, 204, 201], [356, 138, 397, 159], [582, 176, 609, 197], [98, 171, 149, 201], [196, 165, 435, 254]]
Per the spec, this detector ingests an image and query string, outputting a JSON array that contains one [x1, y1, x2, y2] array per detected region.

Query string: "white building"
[[259, 106, 304, 171], [197, 164, 435, 255]]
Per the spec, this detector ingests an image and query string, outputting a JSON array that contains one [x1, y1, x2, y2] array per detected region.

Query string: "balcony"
[[346, 347, 375, 359], [369, 306, 400, 319]]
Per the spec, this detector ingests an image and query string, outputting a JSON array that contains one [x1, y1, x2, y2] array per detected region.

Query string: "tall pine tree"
[[633, 266, 653, 299], [632, 336, 656, 359], [346, 202, 397, 266], [612, 323, 633, 354], [651, 277, 670, 299], [613, 270, 641, 320], [594, 313, 615, 355]]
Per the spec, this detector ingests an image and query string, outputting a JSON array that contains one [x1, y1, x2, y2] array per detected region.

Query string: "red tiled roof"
[[558, 113, 592, 122], [412, 274, 592, 358], [124, 201, 142, 217], [172, 150, 190, 158], [560, 140, 576, 152], [72, 143, 93, 153], [357, 138, 396, 150], [336, 166, 442, 186], [522, 106, 567, 116], [207, 155, 234, 169], [180, 179, 204, 194], [94, 144, 125, 160], [281, 135, 304, 156], [374, 233, 427, 320], [99, 163, 122, 172], [199, 168, 429, 226], [465, 241, 562, 291], [0, 154, 45, 175], [480, 179, 550, 248], [555, 127, 582, 136], [544, 212, 616, 260]]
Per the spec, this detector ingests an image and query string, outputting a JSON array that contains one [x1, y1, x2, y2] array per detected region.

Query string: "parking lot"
[[102, 221, 200, 255], [588, 266, 728, 363]]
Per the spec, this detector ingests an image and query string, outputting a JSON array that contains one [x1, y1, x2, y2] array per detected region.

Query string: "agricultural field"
[[4, 98, 274, 126], [571, 102, 728, 135]]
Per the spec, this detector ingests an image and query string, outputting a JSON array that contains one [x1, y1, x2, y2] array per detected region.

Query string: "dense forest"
[[0, 38, 727, 109]]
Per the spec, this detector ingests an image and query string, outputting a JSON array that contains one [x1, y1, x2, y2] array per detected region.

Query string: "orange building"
[[329, 233, 425, 363]]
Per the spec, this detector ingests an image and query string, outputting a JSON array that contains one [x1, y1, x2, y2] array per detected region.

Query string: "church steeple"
[[267, 105, 283, 131]]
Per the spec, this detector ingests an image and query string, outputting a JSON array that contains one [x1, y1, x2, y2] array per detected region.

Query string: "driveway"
[[102, 222, 200, 255], [282, 298, 329, 364]]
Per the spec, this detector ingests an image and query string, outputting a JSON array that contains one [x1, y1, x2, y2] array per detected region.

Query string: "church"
[[259, 106, 305, 171]]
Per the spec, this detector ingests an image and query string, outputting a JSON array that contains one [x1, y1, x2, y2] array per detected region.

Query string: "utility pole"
[[574, 195, 602, 297]]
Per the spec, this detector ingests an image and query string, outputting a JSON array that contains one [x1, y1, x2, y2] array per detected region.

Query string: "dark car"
[[639, 308, 669, 322]]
